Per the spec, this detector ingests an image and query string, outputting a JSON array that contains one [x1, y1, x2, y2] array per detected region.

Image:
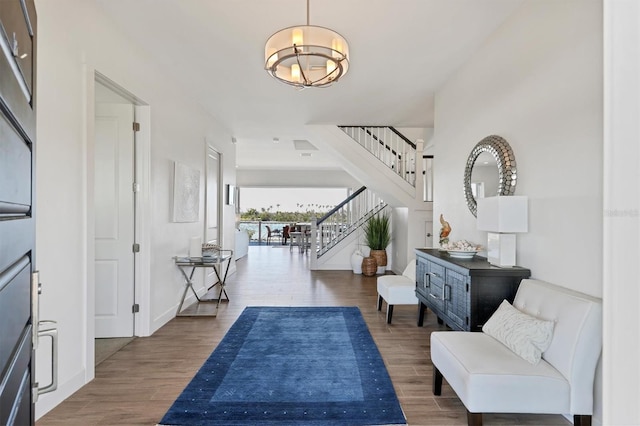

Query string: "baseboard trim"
[[151, 284, 210, 334], [35, 368, 87, 420]]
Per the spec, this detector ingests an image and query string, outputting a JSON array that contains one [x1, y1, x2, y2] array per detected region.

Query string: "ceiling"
[[96, 0, 524, 170]]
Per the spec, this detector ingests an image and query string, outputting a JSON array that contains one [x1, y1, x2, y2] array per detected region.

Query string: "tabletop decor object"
[[201, 243, 221, 257], [439, 214, 451, 247], [477, 195, 528, 267], [159, 307, 406, 426], [441, 239, 483, 259]]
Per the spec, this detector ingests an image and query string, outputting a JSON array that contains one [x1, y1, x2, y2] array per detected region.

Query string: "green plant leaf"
[[364, 213, 390, 250]]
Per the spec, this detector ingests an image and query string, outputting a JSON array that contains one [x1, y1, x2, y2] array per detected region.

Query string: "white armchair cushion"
[[482, 299, 555, 364]]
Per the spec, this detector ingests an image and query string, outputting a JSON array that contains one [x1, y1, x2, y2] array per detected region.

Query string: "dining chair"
[[282, 225, 290, 245], [265, 225, 281, 245]]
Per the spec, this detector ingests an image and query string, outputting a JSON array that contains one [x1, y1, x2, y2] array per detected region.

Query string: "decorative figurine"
[[439, 214, 451, 247]]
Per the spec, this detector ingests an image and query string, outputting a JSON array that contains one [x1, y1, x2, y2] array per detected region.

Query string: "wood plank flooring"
[[37, 246, 571, 425]]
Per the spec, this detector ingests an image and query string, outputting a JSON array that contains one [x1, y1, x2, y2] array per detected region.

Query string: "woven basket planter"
[[361, 257, 378, 277], [370, 249, 387, 271]]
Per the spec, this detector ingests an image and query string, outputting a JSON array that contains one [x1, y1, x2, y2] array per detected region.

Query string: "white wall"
[[433, 0, 603, 297], [34, 0, 235, 417], [237, 169, 359, 188], [432, 0, 603, 422], [603, 1, 640, 423]]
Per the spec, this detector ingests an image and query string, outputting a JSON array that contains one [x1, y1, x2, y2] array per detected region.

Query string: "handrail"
[[340, 126, 416, 150], [312, 187, 386, 259], [389, 126, 416, 149], [362, 128, 401, 158], [338, 126, 417, 186], [317, 186, 366, 224]]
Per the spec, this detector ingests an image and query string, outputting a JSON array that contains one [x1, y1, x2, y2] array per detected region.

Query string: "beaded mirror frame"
[[463, 135, 517, 217]]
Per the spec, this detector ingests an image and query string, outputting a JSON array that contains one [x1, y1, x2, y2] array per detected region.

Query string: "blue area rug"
[[159, 306, 406, 425]]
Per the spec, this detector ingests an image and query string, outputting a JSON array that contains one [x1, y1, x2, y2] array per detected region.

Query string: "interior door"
[[205, 145, 220, 245], [204, 145, 221, 288], [94, 103, 135, 338], [0, 0, 37, 424]]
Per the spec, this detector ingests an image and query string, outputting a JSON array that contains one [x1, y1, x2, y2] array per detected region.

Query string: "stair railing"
[[339, 126, 417, 186], [312, 186, 386, 258]]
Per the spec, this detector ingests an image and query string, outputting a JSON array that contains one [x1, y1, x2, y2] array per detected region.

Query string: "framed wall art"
[[172, 161, 200, 222]]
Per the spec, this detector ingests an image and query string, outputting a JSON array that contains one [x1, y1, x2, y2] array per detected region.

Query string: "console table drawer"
[[427, 261, 445, 281], [426, 279, 444, 313]]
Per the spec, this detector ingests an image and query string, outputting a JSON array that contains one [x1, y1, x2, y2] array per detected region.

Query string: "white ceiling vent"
[[293, 140, 318, 151]]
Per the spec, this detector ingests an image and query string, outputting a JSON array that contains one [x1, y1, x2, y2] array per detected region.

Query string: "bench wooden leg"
[[574, 415, 591, 426], [467, 410, 482, 426], [386, 305, 394, 324], [377, 294, 383, 311], [432, 365, 443, 395]]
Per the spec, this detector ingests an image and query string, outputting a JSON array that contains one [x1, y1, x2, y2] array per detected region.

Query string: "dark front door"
[[0, 1, 38, 424]]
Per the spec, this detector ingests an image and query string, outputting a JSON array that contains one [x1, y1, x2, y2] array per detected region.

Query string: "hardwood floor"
[[37, 246, 571, 425]]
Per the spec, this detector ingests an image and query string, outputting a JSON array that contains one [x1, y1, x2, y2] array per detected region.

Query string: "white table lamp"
[[476, 196, 528, 267]]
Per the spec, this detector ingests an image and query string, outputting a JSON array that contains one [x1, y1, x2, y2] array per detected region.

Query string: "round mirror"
[[463, 135, 517, 217]]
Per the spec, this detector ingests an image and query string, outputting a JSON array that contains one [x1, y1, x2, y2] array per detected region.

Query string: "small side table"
[[174, 250, 233, 317]]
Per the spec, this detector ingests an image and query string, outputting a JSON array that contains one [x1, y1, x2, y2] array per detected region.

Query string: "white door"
[[94, 103, 135, 337], [204, 145, 221, 288], [205, 145, 220, 244]]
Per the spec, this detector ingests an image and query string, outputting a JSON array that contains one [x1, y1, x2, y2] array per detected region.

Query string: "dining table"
[[289, 223, 311, 253]]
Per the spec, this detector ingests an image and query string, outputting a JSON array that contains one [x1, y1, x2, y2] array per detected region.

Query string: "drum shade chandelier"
[[264, 0, 350, 88]]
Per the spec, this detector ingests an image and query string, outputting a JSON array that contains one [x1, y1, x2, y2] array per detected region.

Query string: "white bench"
[[376, 259, 417, 324], [431, 279, 602, 426]]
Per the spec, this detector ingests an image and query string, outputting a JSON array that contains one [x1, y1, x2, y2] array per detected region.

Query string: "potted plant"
[[364, 213, 391, 274]]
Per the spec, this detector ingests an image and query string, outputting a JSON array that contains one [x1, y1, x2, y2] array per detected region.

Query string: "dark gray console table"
[[415, 248, 531, 331]]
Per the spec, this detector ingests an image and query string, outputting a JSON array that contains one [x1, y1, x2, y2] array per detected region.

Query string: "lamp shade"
[[477, 196, 528, 233], [264, 25, 349, 88]]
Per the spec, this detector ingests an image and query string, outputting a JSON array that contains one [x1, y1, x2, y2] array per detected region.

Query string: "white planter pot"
[[351, 251, 364, 274]]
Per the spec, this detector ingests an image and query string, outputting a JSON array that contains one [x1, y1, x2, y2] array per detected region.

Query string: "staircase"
[[307, 125, 420, 208], [313, 125, 418, 261], [306, 125, 431, 270], [312, 186, 386, 258]]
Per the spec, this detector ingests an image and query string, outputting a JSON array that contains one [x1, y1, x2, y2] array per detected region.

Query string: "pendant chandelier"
[[264, 0, 350, 89]]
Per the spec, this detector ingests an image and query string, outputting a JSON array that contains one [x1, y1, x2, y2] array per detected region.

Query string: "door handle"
[[443, 284, 450, 301], [32, 271, 58, 399], [36, 320, 58, 397]]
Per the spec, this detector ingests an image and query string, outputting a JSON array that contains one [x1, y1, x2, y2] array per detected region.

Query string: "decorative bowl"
[[447, 250, 477, 259], [202, 243, 220, 257]]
